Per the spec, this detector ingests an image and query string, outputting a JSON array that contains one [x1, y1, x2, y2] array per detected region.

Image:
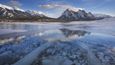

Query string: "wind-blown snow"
[[14, 7, 25, 12], [0, 4, 13, 10], [27, 10, 44, 17], [0, 3, 25, 12]]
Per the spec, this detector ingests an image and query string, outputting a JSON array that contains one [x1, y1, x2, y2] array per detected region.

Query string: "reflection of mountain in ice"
[[31, 29, 115, 65], [39, 28, 89, 41], [60, 28, 89, 37], [0, 18, 115, 65]]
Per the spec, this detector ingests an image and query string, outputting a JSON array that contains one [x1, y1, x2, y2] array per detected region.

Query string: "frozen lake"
[[0, 17, 115, 65], [0, 18, 115, 36]]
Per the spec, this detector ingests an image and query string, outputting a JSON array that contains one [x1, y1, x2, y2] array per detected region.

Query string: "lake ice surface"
[[0, 17, 115, 65]]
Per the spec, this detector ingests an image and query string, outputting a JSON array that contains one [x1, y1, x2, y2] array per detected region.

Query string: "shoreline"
[[0, 20, 96, 25]]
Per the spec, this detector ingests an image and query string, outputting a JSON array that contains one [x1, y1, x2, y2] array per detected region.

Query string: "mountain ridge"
[[58, 9, 96, 21], [0, 3, 112, 22]]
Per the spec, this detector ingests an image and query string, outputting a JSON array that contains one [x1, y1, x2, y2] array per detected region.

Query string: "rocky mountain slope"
[[58, 9, 96, 21], [0, 3, 112, 22], [0, 4, 50, 21]]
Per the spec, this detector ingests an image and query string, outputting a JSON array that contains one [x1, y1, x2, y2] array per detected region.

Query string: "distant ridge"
[[0, 4, 49, 19], [0, 3, 112, 22], [58, 9, 96, 21]]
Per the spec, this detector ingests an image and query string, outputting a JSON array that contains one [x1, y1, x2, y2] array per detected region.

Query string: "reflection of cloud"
[[7, 0, 22, 8], [39, 4, 83, 11]]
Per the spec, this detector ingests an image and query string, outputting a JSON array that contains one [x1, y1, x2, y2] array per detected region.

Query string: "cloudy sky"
[[0, 0, 115, 17]]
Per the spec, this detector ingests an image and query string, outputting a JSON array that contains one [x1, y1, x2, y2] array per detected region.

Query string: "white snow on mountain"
[[0, 3, 112, 21], [0, 3, 47, 18], [0, 4, 13, 10], [59, 9, 95, 21], [0, 4, 24, 12], [27, 10, 45, 17], [14, 7, 25, 12]]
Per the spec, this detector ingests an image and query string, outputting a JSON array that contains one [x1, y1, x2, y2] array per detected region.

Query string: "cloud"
[[7, 0, 22, 8], [39, 4, 83, 11]]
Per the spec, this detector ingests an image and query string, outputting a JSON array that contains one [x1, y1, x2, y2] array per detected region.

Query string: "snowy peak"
[[0, 3, 48, 19], [27, 10, 45, 17], [0, 3, 27, 18], [62, 9, 82, 16], [0, 4, 28, 18], [0, 4, 13, 10], [59, 9, 95, 21], [65, 8, 83, 12], [0, 4, 24, 12], [0, 3, 109, 21], [14, 7, 25, 12]]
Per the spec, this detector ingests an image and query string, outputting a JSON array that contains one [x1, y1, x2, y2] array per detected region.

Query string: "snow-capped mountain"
[[0, 4, 25, 12], [0, 4, 13, 10], [27, 10, 45, 17], [0, 3, 111, 22], [0, 4, 47, 20], [0, 4, 28, 18], [58, 9, 96, 21]]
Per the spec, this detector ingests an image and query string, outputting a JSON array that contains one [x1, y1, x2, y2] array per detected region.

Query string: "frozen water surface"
[[0, 18, 115, 65]]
